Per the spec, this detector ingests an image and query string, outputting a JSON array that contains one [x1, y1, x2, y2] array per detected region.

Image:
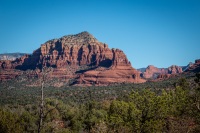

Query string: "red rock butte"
[[0, 31, 145, 85]]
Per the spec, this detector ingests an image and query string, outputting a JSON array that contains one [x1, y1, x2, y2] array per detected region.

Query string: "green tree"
[[192, 72, 200, 132], [0, 108, 23, 133], [167, 78, 195, 132], [176, 78, 189, 90], [128, 89, 169, 133], [19, 111, 37, 132], [84, 100, 107, 132], [194, 73, 200, 111], [108, 100, 135, 132]]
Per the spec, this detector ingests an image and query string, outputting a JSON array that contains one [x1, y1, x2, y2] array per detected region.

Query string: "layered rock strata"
[[0, 31, 145, 85]]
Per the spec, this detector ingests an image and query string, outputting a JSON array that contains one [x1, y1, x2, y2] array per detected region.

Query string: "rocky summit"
[[0, 31, 145, 85]]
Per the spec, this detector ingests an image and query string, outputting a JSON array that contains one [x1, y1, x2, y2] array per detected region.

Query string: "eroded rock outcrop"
[[0, 60, 14, 69], [77, 48, 145, 85], [13, 32, 114, 70], [185, 59, 200, 73], [141, 65, 183, 79], [142, 65, 166, 79], [0, 31, 145, 85], [156, 65, 183, 80], [168, 65, 183, 74]]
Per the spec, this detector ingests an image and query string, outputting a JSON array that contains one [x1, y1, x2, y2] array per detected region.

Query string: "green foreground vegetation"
[[0, 73, 200, 133]]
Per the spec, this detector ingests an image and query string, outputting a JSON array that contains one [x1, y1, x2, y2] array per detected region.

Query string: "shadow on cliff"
[[75, 66, 98, 74], [15, 52, 41, 71], [99, 59, 112, 68], [75, 59, 112, 74]]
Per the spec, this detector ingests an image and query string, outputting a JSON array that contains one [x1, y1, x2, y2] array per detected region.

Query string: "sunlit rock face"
[[0, 31, 145, 85], [140, 65, 183, 80]]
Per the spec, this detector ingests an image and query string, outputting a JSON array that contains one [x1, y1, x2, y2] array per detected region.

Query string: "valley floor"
[[0, 72, 200, 133]]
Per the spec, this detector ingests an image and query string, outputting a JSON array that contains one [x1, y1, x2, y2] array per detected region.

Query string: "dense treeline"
[[0, 73, 193, 106], [0, 73, 200, 132]]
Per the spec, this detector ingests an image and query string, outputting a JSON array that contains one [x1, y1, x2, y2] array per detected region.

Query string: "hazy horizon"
[[0, 0, 199, 68]]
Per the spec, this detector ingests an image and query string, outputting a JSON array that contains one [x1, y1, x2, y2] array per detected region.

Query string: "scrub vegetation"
[[0, 73, 200, 133]]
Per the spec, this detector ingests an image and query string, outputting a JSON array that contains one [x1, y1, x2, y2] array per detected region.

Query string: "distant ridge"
[[138, 65, 182, 79], [0, 53, 27, 61]]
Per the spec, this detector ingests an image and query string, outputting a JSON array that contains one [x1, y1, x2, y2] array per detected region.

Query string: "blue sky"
[[0, 0, 199, 68]]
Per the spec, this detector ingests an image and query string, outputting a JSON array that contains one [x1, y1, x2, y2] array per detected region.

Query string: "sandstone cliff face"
[[156, 65, 183, 80], [15, 31, 114, 70], [167, 65, 183, 74], [0, 60, 14, 69], [185, 59, 200, 73], [0, 31, 145, 85], [77, 48, 145, 85], [141, 65, 183, 79], [142, 65, 166, 79]]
